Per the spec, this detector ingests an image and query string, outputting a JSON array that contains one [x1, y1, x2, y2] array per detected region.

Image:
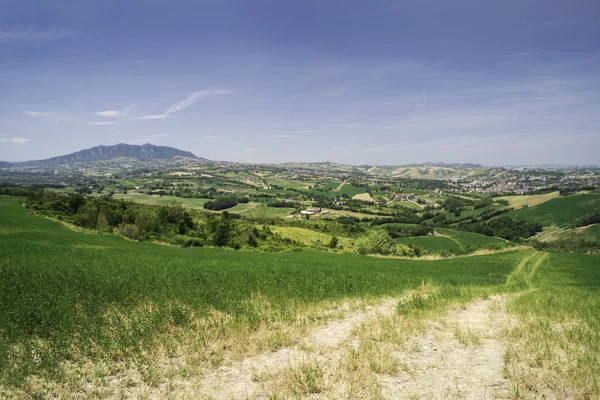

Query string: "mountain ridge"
[[18, 143, 205, 166]]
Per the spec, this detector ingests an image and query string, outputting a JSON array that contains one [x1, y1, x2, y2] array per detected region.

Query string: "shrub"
[[355, 229, 394, 255], [115, 223, 140, 240]]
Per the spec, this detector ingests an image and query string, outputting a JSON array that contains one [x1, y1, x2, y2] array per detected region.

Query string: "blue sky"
[[1, 0, 599, 165]]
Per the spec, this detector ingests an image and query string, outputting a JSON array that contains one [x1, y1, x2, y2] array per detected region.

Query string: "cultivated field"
[[507, 193, 600, 227]]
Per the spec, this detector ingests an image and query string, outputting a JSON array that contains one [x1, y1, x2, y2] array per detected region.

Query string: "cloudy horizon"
[[1, 0, 599, 165]]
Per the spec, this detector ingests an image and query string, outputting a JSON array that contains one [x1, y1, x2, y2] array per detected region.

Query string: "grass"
[[496, 191, 560, 208], [269, 226, 354, 249], [113, 193, 212, 208], [0, 196, 521, 396], [397, 235, 463, 251], [395, 228, 511, 253], [227, 202, 296, 218], [503, 251, 600, 398], [506, 193, 600, 227], [2, 194, 599, 398]]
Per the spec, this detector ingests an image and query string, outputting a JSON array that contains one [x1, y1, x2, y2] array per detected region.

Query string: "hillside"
[[507, 193, 600, 227], [19, 143, 205, 166], [0, 161, 12, 168]]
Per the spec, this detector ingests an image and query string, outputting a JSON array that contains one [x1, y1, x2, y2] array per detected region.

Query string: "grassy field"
[[437, 228, 512, 248], [2, 195, 599, 398], [0, 195, 521, 395], [396, 235, 463, 251], [496, 191, 560, 208], [504, 251, 600, 397], [113, 193, 212, 208], [227, 202, 297, 218], [396, 228, 511, 253], [270, 226, 354, 249], [506, 193, 600, 227]]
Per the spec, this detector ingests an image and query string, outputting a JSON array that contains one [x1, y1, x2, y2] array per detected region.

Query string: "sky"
[[1, 0, 599, 165]]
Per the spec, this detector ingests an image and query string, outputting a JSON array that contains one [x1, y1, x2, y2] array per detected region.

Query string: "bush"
[[115, 223, 140, 240], [355, 229, 394, 255]]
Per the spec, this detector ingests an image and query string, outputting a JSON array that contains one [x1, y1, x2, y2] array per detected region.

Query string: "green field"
[[506, 193, 600, 227], [270, 226, 354, 249], [2, 195, 599, 397], [0, 196, 520, 388], [504, 251, 600, 397], [396, 228, 510, 252], [396, 235, 463, 251]]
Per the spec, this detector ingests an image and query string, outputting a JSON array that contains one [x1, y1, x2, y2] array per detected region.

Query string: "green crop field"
[[338, 183, 368, 197], [2, 194, 599, 397], [506, 193, 600, 227], [0, 195, 521, 390], [396, 228, 510, 252], [437, 228, 512, 248], [396, 235, 463, 251], [504, 251, 600, 397]]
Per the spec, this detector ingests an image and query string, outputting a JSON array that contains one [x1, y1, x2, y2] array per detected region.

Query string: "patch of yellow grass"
[[352, 193, 376, 202], [496, 191, 560, 209]]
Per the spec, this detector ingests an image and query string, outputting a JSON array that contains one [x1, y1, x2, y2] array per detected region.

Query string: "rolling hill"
[[506, 193, 600, 227], [0, 161, 12, 168]]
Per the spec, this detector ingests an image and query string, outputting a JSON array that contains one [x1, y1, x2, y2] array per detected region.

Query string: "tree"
[[355, 229, 394, 255], [328, 235, 339, 249]]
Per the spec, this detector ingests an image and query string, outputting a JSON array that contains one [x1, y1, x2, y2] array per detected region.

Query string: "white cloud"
[[141, 89, 230, 120], [140, 114, 170, 120], [23, 111, 53, 117], [95, 104, 136, 117], [95, 110, 122, 117], [0, 27, 69, 41], [88, 121, 116, 126], [1, 137, 30, 144]]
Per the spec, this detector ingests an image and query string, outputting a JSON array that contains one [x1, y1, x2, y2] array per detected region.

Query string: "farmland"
[[507, 193, 600, 227]]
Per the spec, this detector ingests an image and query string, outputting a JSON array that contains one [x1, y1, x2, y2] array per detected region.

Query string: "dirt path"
[[380, 295, 511, 399], [198, 298, 399, 399]]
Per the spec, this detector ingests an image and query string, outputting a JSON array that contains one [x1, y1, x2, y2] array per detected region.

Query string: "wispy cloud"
[[0, 27, 69, 41], [23, 111, 53, 117], [141, 89, 230, 120], [140, 114, 171, 120], [95, 104, 136, 117], [88, 121, 116, 126], [492, 51, 539, 59], [1, 137, 30, 144], [95, 110, 122, 117]]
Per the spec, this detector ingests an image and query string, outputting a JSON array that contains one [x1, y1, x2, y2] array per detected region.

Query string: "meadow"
[[504, 251, 600, 397], [395, 228, 511, 253], [113, 193, 212, 208], [0, 195, 519, 394], [1, 194, 599, 398]]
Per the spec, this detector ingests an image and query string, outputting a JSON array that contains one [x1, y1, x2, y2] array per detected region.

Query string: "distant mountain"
[[0, 161, 12, 168], [20, 144, 206, 166]]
